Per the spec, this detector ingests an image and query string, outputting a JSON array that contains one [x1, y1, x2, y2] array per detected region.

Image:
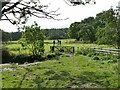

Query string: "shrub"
[[101, 56, 111, 60], [108, 59, 118, 63], [47, 53, 56, 59], [12, 54, 27, 64], [12, 54, 44, 64], [2, 48, 10, 58], [76, 48, 95, 56], [55, 52, 63, 56], [92, 56, 100, 60], [61, 53, 70, 57], [87, 53, 92, 57], [75, 51, 82, 55], [2, 48, 15, 63]]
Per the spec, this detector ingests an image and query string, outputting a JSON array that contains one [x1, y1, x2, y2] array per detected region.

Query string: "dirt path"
[[19, 62, 42, 66], [0, 62, 42, 67]]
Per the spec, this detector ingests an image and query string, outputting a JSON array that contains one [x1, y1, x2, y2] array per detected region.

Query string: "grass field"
[[1, 55, 118, 88], [1, 39, 119, 88], [4, 39, 112, 55]]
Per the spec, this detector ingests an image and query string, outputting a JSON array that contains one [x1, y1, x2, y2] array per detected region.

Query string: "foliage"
[[76, 47, 95, 56], [68, 17, 96, 43], [75, 46, 119, 61], [1, 29, 22, 42], [46, 53, 59, 60], [2, 47, 15, 63], [68, 8, 119, 48], [79, 17, 96, 43], [11, 32, 22, 41], [95, 8, 119, 47], [68, 22, 80, 40], [92, 56, 100, 60], [43, 28, 68, 40], [22, 22, 45, 56], [1, 29, 11, 43], [12, 54, 45, 64]]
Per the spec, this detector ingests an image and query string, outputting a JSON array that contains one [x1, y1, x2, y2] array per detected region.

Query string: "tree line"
[[68, 8, 120, 48], [43, 28, 68, 40], [1, 29, 22, 43], [1, 28, 68, 43]]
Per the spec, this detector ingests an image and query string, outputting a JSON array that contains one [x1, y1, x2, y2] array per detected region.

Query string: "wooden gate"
[[50, 46, 75, 54]]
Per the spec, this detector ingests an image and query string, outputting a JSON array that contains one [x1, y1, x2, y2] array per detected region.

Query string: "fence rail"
[[50, 46, 120, 56], [90, 47, 120, 55], [50, 46, 75, 54]]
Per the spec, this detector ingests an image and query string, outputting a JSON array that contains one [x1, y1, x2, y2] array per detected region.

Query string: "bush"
[[2, 48, 15, 63], [61, 53, 70, 57], [87, 53, 92, 57], [101, 56, 110, 60], [76, 48, 95, 56], [108, 59, 118, 63], [12, 54, 27, 64], [92, 56, 100, 60], [47, 53, 56, 59], [75, 51, 82, 55], [12, 54, 44, 64]]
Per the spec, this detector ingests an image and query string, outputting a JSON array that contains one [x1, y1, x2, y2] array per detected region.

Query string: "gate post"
[[73, 47, 75, 54], [50, 46, 54, 52]]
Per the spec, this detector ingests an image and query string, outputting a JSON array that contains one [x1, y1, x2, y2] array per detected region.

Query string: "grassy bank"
[[1, 55, 118, 88]]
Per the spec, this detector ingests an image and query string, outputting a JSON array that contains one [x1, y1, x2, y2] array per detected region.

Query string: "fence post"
[[73, 47, 75, 54]]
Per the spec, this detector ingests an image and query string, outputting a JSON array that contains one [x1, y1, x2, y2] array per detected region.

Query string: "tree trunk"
[[0, 1, 2, 20]]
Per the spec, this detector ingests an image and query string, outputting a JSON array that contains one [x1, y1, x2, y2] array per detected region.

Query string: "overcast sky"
[[0, 0, 120, 32]]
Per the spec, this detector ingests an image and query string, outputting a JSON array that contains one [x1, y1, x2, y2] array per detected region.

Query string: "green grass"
[[4, 43, 52, 55], [4, 39, 112, 56], [2, 55, 118, 88], [2, 39, 118, 88]]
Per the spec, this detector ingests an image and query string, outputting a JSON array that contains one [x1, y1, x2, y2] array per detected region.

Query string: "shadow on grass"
[[33, 75, 45, 88], [49, 71, 70, 80], [16, 67, 33, 88], [34, 70, 71, 88], [17, 72, 27, 88], [68, 71, 117, 88]]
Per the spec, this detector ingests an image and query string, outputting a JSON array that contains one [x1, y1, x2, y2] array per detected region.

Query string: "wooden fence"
[[50, 46, 75, 54], [50, 46, 120, 56], [90, 47, 120, 56]]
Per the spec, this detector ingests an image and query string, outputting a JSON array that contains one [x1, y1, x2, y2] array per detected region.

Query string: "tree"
[[43, 28, 68, 40], [68, 17, 96, 42], [78, 17, 96, 43], [68, 7, 119, 47], [0, 0, 96, 26], [1, 29, 11, 43], [11, 31, 22, 41], [64, 0, 96, 6], [96, 8, 119, 47], [0, 0, 61, 26], [21, 22, 44, 56], [68, 22, 80, 40]]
